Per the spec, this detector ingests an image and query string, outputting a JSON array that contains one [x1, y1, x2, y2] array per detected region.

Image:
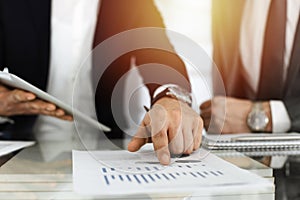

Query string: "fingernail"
[[161, 153, 170, 165], [46, 105, 55, 111], [67, 116, 73, 121], [56, 110, 64, 116], [27, 95, 35, 100]]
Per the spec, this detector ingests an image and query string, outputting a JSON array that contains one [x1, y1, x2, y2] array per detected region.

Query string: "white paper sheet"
[[0, 69, 110, 132], [72, 146, 274, 197], [0, 141, 35, 157]]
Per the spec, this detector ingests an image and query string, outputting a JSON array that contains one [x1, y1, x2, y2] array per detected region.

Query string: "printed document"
[[73, 145, 273, 197]]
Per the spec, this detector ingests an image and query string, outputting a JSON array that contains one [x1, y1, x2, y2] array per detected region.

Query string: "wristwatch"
[[247, 102, 269, 132], [151, 86, 192, 107]]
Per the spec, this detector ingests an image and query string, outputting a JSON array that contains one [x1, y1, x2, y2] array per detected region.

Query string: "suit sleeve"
[[94, 0, 190, 98], [131, 0, 191, 97], [282, 63, 300, 132], [284, 96, 300, 132], [0, 2, 4, 68], [93, 0, 191, 136], [283, 20, 300, 132]]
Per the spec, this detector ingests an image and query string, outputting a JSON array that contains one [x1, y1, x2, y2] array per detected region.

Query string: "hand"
[[128, 97, 203, 165], [0, 84, 73, 121], [200, 96, 271, 134]]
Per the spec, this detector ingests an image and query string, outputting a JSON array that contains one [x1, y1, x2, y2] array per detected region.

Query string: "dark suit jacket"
[[212, 0, 300, 132], [0, 0, 190, 139], [0, 0, 51, 139]]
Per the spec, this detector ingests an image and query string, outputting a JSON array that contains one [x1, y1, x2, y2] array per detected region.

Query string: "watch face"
[[247, 111, 269, 132]]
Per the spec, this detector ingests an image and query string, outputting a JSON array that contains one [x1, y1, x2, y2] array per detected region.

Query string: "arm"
[[94, 0, 202, 165], [127, 0, 202, 164], [133, 0, 190, 95], [0, 1, 4, 69]]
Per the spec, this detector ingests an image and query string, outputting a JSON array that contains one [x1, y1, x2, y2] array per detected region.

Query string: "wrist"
[[262, 101, 272, 132]]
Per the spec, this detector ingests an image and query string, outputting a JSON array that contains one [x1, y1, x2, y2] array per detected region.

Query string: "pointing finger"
[[152, 129, 170, 165]]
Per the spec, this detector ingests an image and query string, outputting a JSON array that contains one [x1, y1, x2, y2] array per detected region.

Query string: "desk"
[[0, 135, 275, 200]]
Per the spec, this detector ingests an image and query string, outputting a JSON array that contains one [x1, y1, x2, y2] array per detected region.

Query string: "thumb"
[[128, 136, 147, 152], [128, 114, 151, 152]]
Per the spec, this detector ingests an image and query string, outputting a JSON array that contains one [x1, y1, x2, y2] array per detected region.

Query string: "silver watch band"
[[151, 85, 192, 107]]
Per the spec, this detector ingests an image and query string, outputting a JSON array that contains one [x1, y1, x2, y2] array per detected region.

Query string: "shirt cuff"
[[270, 100, 291, 133], [270, 156, 288, 169]]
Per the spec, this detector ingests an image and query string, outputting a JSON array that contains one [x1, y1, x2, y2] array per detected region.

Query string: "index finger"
[[152, 129, 170, 165]]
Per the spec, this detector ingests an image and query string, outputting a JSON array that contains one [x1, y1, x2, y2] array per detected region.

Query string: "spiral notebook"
[[203, 133, 300, 152]]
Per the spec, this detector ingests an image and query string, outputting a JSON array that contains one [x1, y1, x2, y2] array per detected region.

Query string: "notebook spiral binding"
[[202, 133, 300, 157]]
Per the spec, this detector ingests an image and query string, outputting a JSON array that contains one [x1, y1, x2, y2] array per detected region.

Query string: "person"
[[200, 0, 300, 135], [0, 0, 202, 165]]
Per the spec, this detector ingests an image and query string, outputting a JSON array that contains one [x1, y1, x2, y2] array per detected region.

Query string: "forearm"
[[132, 0, 191, 97]]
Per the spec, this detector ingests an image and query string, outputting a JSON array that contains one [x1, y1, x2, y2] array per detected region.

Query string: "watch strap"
[[151, 88, 169, 106], [151, 87, 192, 107]]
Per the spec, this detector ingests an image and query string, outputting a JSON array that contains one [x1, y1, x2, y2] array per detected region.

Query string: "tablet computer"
[[0, 68, 110, 132]]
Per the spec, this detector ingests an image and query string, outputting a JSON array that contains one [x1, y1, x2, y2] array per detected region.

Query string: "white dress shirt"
[[240, 0, 300, 133], [33, 0, 100, 141]]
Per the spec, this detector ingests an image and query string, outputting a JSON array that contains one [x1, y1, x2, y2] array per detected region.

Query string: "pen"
[[143, 105, 150, 112], [135, 160, 199, 165], [143, 105, 152, 143]]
